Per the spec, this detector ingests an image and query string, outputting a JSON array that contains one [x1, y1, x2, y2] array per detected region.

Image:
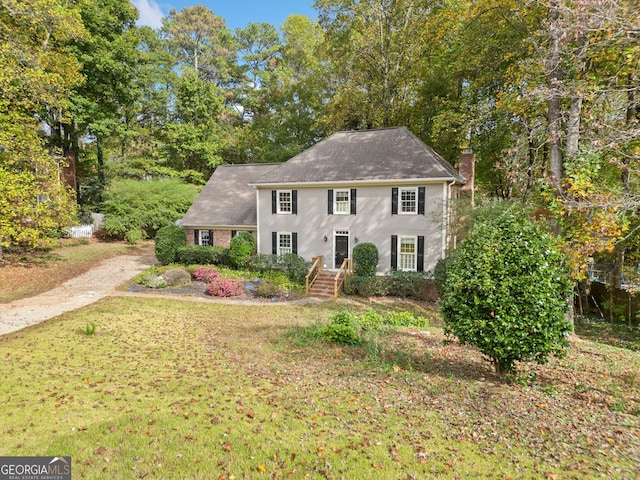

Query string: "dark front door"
[[335, 232, 349, 268]]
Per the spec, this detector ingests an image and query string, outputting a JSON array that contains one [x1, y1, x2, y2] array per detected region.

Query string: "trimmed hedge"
[[344, 275, 386, 297], [385, 270, 432, 300], [344, 271, 437, 300], [176, 245, 230, 266], [247, 253, 309, 283]]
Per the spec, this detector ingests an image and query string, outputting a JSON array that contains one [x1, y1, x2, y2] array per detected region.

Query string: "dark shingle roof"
[[252, 127, 463, 185], [180, 163, 277, 228]]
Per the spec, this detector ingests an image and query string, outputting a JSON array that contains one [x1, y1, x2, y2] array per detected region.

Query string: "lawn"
[[0, 239, 152, 303], [1, 295, 639, 479]]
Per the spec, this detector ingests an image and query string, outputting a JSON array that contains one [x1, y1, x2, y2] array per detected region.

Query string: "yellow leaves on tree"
[[548, 152, 630, 280], [0, 0, 84, 256]]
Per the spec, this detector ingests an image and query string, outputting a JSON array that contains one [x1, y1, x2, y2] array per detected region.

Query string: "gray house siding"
[[256, 182, 448, 273]]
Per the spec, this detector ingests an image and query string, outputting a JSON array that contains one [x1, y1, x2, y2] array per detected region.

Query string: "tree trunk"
[[566, 96, 582, 160], [96, 135, 105, 202], [61, 121, 78, 196], [546, 0, 564, 195]]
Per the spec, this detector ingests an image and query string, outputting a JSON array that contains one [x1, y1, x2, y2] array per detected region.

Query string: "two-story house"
[[180, 127, 467, 275]]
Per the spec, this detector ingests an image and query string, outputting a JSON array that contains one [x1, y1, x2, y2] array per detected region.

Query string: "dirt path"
[[0, 252, 157, 336]]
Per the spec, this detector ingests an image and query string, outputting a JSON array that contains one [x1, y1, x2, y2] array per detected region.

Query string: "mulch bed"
[[126, 280, 304, 302]]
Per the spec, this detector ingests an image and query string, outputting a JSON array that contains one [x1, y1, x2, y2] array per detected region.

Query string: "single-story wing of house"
[[180, 126, 469, 275]]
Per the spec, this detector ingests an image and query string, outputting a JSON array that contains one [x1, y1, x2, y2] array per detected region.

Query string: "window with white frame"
[[199, 230, 212, 246], [277, 190, 292, 214], [400, 187, 417, 214], [334, 189, 350, 214], [399, 236, 417, 271], [278, 233, 292, 255]]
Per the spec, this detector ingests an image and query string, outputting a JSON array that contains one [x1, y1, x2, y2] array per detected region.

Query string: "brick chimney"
[[458, 148, 475, 207]]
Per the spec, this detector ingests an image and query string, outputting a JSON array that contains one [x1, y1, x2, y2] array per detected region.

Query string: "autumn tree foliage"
[[0, 0, 83, 258]]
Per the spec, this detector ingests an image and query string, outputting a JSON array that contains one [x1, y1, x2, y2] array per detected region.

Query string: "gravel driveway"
[[0, 252, 157, 336]]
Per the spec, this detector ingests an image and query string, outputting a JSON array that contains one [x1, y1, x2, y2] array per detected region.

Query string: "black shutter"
[[292, 190, 298, 215], [418, 187, 426, 215], [417, 236, 425, 272], [327, 189, 333, 214], [292, 232, 298, 255], [194, 229, 199, 245], [272, 190, 277, 214], [392, 188, 398, 215], [231, 230, 236, 237], [272, 232, 277, 254], [350, 189, 357, 215], [391, 235, 398, 269], [209, 230, 214, 246]]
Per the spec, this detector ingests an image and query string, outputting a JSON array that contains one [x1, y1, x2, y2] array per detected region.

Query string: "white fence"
[[68, 224, 94, 238]]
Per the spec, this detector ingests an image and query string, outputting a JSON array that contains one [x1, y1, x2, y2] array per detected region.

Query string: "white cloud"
[[131, 0, 165, 29]]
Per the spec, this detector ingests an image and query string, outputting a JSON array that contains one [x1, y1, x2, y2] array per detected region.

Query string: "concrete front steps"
[[308, 270, 343, 298]]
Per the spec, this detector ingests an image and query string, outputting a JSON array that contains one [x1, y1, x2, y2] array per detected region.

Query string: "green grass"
[[575, 315, 640, 351], [1, 297, 639, 479]]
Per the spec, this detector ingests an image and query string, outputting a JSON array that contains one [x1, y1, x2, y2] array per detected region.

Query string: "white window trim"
[[277, 232, 293, 256], [277, 190, 293, 214], [333, 189, 350, 215], [398, 235, 417, 272], [399, 187, 418, 215]]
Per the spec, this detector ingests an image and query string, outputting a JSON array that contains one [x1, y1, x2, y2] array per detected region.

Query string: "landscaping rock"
[[161, 268, 192, 287]]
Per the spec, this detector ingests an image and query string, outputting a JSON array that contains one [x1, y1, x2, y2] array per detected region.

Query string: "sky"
[[131, 0, 317, 31]]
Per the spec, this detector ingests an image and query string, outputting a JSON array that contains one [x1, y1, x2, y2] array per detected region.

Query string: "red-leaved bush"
[[193, 266, 221, 283], [207, 277, 244, 297]]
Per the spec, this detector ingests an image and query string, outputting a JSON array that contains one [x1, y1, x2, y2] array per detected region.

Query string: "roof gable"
[[180, 163, 277, 228], [252, 127, 462, 185]]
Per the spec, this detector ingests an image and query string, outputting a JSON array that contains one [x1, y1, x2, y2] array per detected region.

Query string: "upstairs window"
[[272, 190, 297, 214], [334, 190, 350, 214], [328, 189, 356, 215], [400, 188, 417, 214], [391, 187, 426, 215], [278, 190, 292, 214]]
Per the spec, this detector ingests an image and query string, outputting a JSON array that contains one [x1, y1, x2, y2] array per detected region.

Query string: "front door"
[[334, 231, 349, 268]]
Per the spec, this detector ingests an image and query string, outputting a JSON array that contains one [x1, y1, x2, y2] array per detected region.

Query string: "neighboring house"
[[181, 126, 467, 274]]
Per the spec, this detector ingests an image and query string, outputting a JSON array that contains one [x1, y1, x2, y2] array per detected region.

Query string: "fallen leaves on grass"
[[0, 297, 638, 480]]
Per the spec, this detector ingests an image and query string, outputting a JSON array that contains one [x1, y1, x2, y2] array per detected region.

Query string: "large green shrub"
[[439, 208, 573, 375], [101, 178, 199, 242], [229, 231, 256, 268], [154, 225, 187, 265], [352, 242, 378, 277]]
